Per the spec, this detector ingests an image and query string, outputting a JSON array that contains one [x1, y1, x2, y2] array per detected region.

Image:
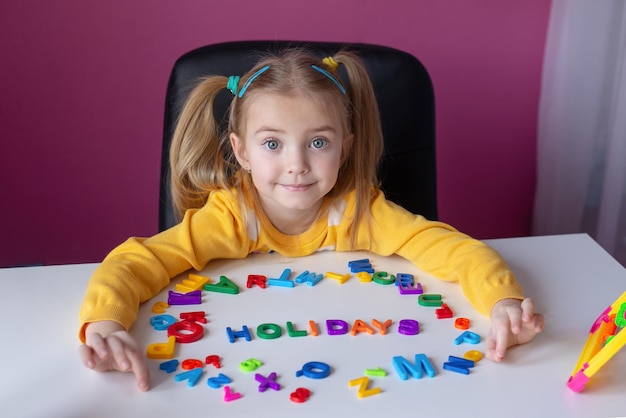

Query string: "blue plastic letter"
[[226, 326, 252, 343]]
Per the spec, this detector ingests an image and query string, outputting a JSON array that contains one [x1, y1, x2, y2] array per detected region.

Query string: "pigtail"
[[169, 76, 237, 218], [331, 51, 385, 246]]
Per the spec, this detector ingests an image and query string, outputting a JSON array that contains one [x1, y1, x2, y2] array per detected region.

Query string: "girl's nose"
[[287, 150, 309, 174]]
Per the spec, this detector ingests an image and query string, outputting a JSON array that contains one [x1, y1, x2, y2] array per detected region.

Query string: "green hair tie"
[[227, 76, 240, 96]]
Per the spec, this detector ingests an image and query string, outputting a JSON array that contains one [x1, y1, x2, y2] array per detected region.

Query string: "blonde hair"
[[169, 49, 384, 246]]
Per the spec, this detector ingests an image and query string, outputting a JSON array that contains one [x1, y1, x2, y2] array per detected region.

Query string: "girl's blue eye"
[[311, 138, 327, 149], [264, 139, 279, 150]]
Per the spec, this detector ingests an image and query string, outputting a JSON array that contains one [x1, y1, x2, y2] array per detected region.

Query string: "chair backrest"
[[159, 40, 437, 231]]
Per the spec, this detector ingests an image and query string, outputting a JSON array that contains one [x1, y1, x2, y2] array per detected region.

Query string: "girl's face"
[[230, 92, 346, 234]]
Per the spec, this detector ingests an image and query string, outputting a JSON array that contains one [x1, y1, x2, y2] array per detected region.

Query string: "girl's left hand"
[[485, 298, 544, 362], [79, 321, 150, 391]]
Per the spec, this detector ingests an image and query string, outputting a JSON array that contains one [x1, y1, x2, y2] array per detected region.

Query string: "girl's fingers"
[[86, 332, 109, 358], [533, 313, 545, 332], [520, 298, 535, 320], [106, 334, 132, 371], [78, 344, 96, 369], [127, 351, 151, 391]]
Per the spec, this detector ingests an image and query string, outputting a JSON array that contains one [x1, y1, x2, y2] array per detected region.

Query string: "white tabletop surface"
[[1, 233, 625, 418]]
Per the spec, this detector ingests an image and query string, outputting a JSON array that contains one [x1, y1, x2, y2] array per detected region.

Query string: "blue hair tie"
[[238, 65, 271, 98], [227, 76, 240, 96], [311, 65, 346, 95]]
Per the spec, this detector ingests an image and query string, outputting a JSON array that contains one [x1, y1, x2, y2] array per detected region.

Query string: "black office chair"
[[159, 41, 437, 231]]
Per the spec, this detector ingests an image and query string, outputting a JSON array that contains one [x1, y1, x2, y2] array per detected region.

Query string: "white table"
[[1, 234, 624, 418]]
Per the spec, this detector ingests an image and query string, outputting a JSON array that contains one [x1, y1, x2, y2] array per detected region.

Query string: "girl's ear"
[[230, 133, 250, 171]]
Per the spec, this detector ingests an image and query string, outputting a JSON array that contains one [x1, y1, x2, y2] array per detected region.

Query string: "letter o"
[[257, 323, 283, 340], [167, 320, 204, 343]]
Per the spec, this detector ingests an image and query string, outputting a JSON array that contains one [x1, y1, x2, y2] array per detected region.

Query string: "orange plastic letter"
[[351, 319, 375, 335]]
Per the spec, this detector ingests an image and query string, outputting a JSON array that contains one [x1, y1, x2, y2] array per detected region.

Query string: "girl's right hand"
[[78, 320, 150, 391], [485, 298, 544, 362]]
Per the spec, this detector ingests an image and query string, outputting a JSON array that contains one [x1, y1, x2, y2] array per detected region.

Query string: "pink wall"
[[0, 1, 551, 267]]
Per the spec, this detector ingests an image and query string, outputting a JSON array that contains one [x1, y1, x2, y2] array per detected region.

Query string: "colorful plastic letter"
[[168, 320, 204, 343], [398, 319, 419, 335], [392, 354, 436, 380], [356, 271, 372, 282], [255, 372, 281, 392], [351, 319, 375, 335], [443, 363, 470, 374], [418, 294, 443, 307], [349, 259, 374, 273], [463, 350, 484, 362], [294, 270, 311, 285], [205, 355, 221, 368], [348, 376, 382, 398], [348, 258, 370, 266], [295, 271, 323, 286], [296, 361, 331, 379], [287, 321, 308, 337], [207, 373, 231, 389], [443, 355, 475, 375], [176, 273, 209, 293], [311, 273, 324, 285], [223, 386, 242, 402], [454, 317, 471, 330], [454, 331, 481, 345], [168, 290, 202, 305], [151, 301, 169, 313], [398, 281, 423, 295], [240, 358, 263, 372], [181, 359, 204, 370], [146, 335, 176, 359], [326, 319, 349, 335], [309, 320, 320, 336], [150, 314, 176, 331], [365, 367, 387, 377], [159, 359, 179, 373], [180, 311, 207, 324], [326, 271, 351, 284], [395, 273, 414, 286], [268, 268, 294, 287], [290, 387, 311, 403], [246, 274, 267, 288], [204, 275, 240, 294], [226, 326, 251, 343], [256, 323, 282, 340], [175, 367, 203, 387], [371, 319, 393, 335], [373, 271, 395, 285], [436, 303, 454, 319], [410, 354, 436, 378]]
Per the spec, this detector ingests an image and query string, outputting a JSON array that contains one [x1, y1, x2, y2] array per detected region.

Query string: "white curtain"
[[533, 0, 626, 267]]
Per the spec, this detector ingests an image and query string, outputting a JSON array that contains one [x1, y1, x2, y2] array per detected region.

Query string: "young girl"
[[78, 49, 544, 391]]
